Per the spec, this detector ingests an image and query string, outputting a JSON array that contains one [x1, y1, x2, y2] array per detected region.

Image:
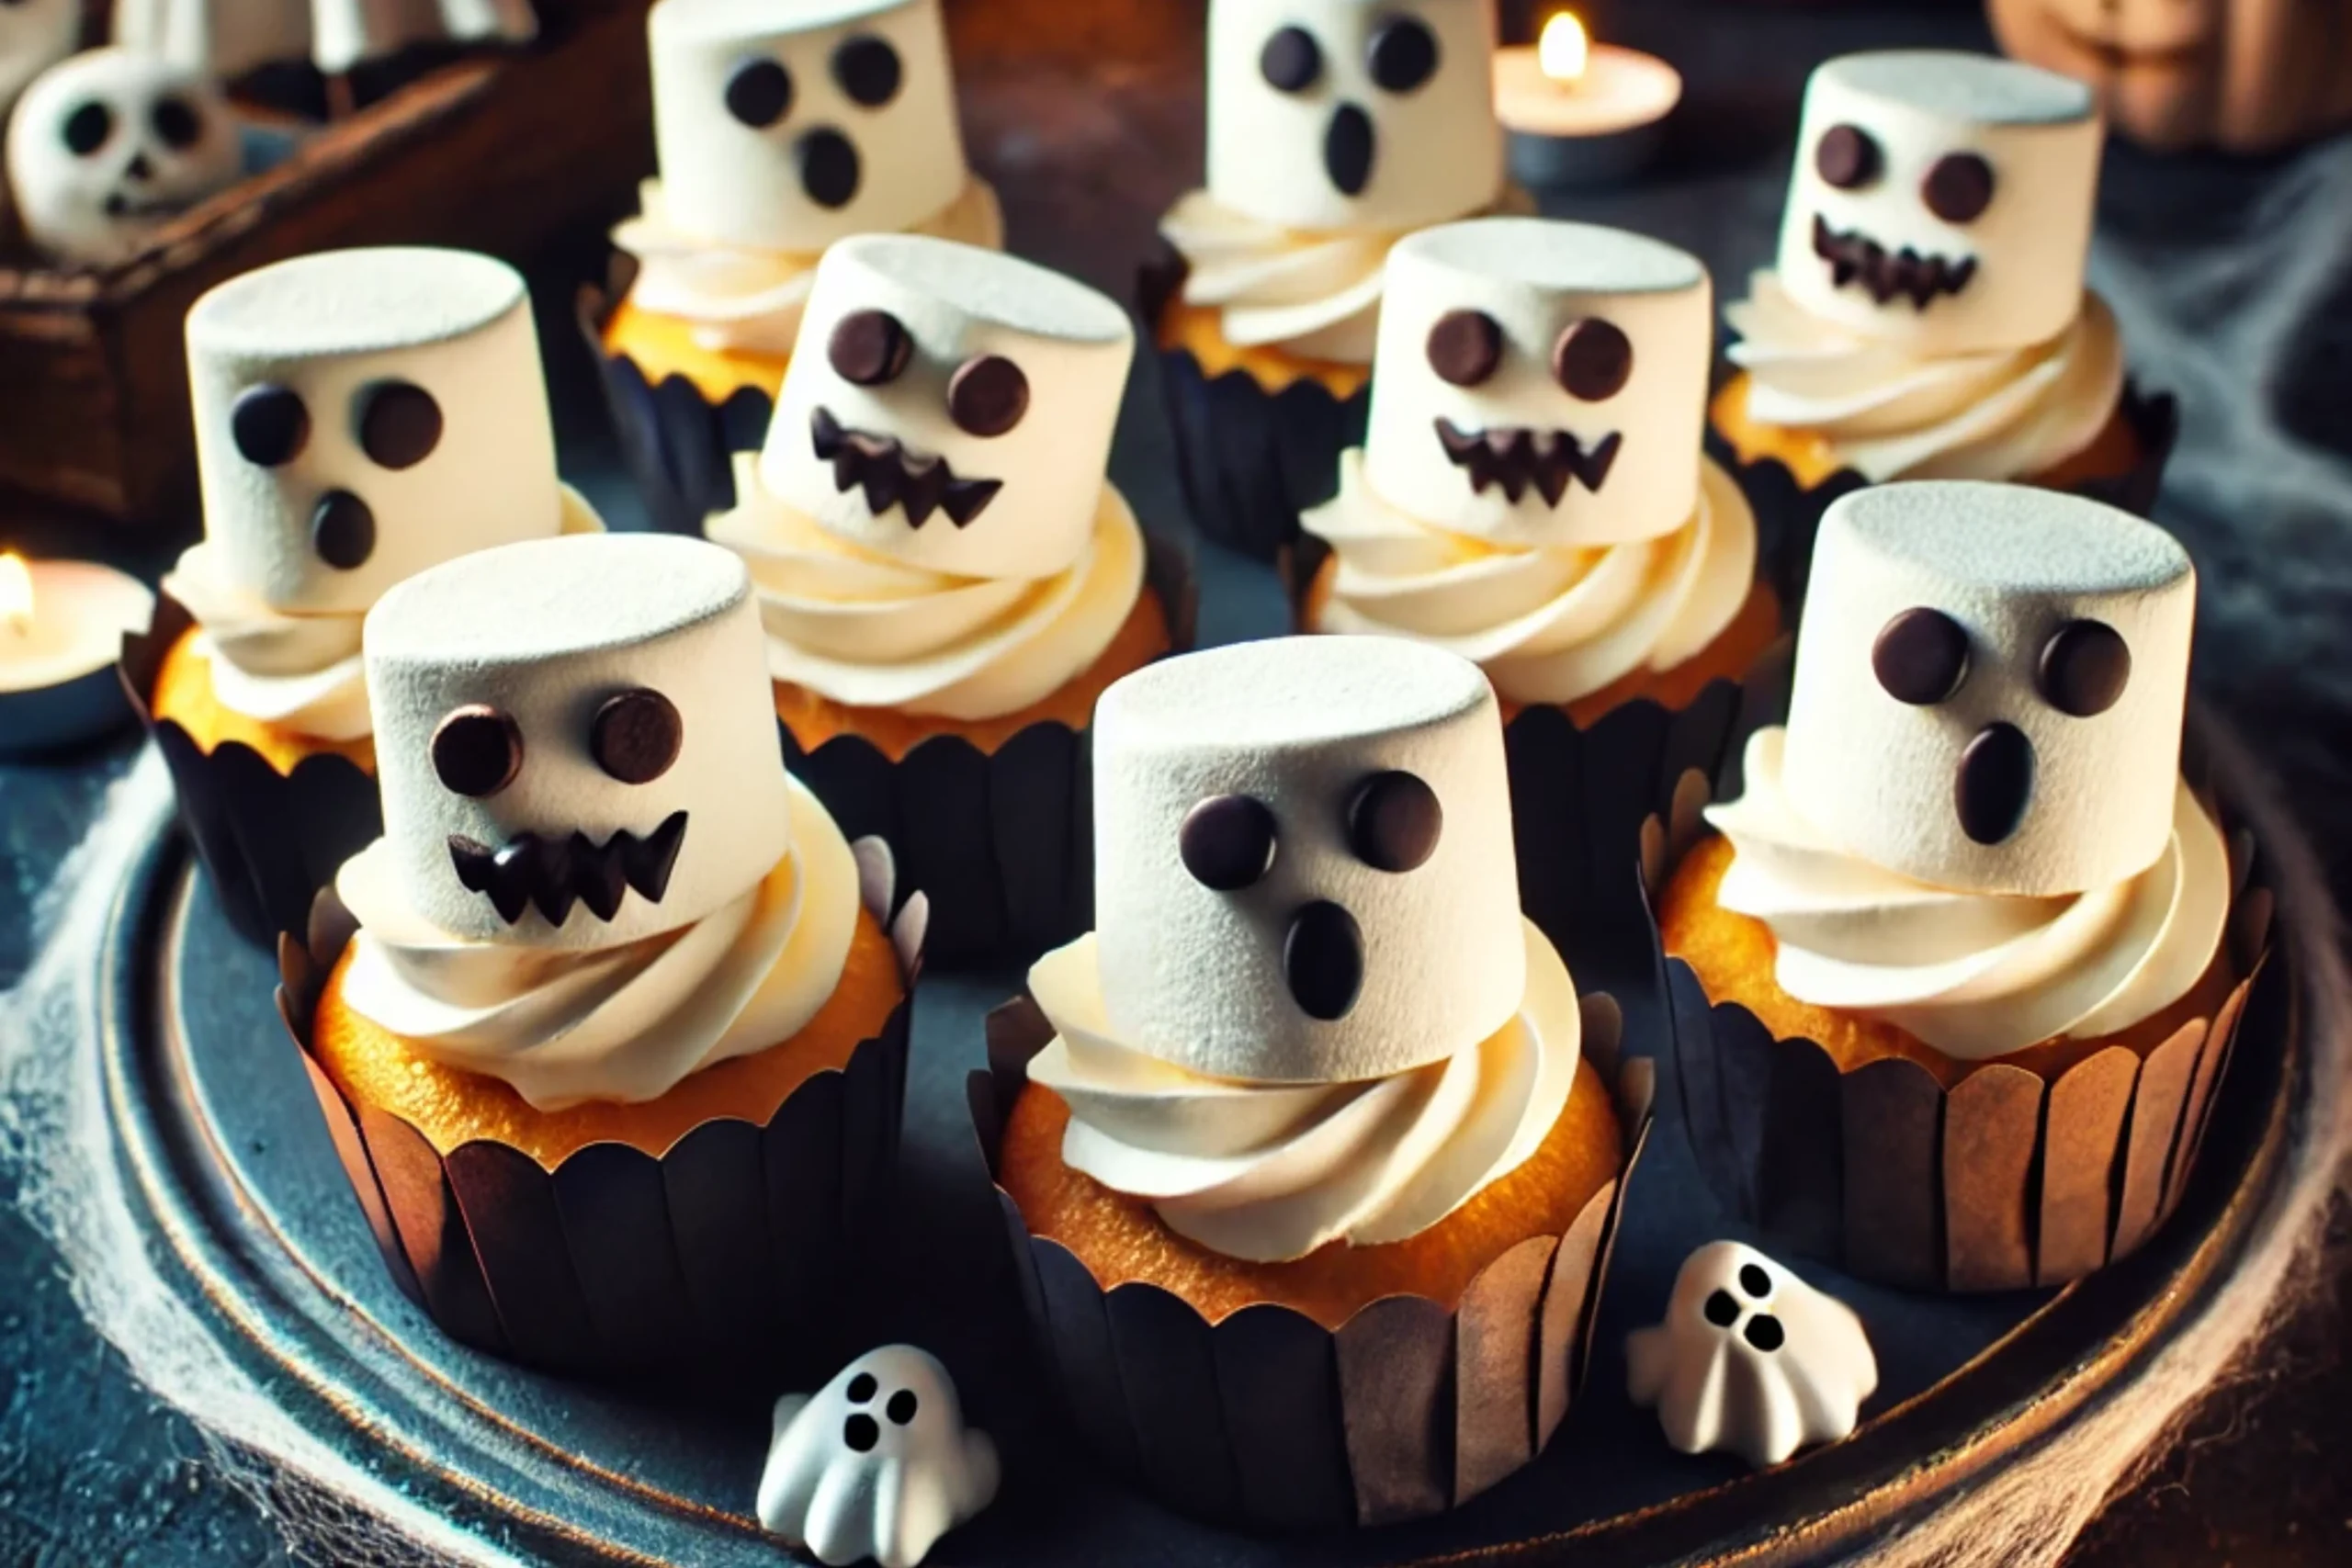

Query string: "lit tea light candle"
[[0, 551, 154, 760], [1494, 13, 1682, 187]]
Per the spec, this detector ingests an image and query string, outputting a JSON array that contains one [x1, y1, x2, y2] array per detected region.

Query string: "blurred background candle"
[[0, 552, 154, 760], [1494, 12, 1683, 188]]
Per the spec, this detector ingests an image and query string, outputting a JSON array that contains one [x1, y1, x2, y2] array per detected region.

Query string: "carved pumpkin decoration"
[[1989, 0, 2352, 152]]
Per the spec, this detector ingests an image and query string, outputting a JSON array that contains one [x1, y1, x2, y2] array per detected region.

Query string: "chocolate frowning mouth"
[[1812, 215, 1977, 310], [810, 407, 1002, 528], [1435, 418, 1622, 505], [447, 811, 688, 926]]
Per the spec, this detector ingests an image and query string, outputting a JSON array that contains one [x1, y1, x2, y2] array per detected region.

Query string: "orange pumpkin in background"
[[1989, 0, 2352, 152]]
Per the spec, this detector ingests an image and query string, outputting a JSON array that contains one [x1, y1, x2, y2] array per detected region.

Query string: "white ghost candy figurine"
[[757, 1346, 1000, 1568], [5, 47, 240, 266], [1626, 1242, 1878, 1470], [0, 0, 76, 126]]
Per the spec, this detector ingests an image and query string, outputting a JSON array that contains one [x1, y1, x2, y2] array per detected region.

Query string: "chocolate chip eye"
[[828, 309, 912, 386], [1260, 26, 1321, 93], [832, 34, 902, 107], [231, 384, 308, 467], [1552, 318, 1632, 401], [433, 705, 522, 797], [310, 491, 375, 570], [1922, 152, 1995, 223], [846, 1372, 876, 1403], [1703, 1290, 1741, 1327], [1180, 794, 1277, 891], [1744, 1314, 1786, 1352], [886, 1390, 919, 1425], [2039, 619, 2130, 717], [593, 688, 683, 784], [1426, 310, 1502, 387], [724, 58, 793, 129], [1348, 770, 1441, 873], [1365, 15, 1439, 94], [61, 100, 110, 157], [1738, 1263, 1772, 1298], [1814, 123, 1879, 189], [356, 380, 442, 470], [1871, 607, 1969, 705], [946, 355, 1028, 436], [151, 96, 203, 150]]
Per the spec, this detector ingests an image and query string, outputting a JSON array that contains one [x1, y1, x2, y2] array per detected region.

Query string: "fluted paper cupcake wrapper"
[[578, 252, 780, 538], [780, 536, 1197, 971], [972, 992, 1652, 1531], [120, 592, 381, 947], [1645, 644, 2278, 1292], [1140, 246, 1370, 565], [276, 847, 929, 1382]]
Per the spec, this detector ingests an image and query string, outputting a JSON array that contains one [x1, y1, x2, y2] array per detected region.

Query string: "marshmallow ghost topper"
[[364, 535, 795, 950], [186, 247, 565, 616], [6, 48, 239, 266], [761, 233, 1133, 581], [650, 0, 967, 253], [1783, 482, 2194, 897], [1364, 218, 1712, 547], [1091, 637, 1523, 1084], [1779, 51, 2101, 355], [1206, 0, 1504, 231]]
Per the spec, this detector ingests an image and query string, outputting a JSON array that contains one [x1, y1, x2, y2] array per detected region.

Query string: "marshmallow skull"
[[6, 48, 239, 266], [1784, 481, 2194, 897], [1365, 217, 1713, 547], [186, 247, 566, 616], [761, 232, 1134, 580], [1091, 637, 1523, 1084], [1206, 0, 1504, 231], [1779, 51, 2103, 355], [1627, 1242, 1879, 1470], [757, 1345, 999, 1568], [0, 0, 75, 125], [650, 0, 967, 253], [363, 534, 795, 950]]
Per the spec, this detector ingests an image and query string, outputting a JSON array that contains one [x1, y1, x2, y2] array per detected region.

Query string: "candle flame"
[[0, 554, 31, 637], [1539, 12, 1590, 84]]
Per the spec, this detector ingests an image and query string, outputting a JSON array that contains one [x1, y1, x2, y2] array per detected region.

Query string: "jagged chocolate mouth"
[[1435, 419, 1622, 505], [447, 811, 688, 926], [1813, 214, 1977, 310], [810, 407, 1001, 528]]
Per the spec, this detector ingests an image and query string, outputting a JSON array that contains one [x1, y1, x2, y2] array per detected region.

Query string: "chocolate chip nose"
[[1324, 102, 1374, 196], [1955, 722, 2034, 845], [1283, 900, 1363, 1021], [797, 127, 860, 209], [125, 152, 153, 182]]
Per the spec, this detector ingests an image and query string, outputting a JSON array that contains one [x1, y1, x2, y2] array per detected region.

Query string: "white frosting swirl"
[[1302, 449, 1758, 706], [161, 486, 601, 742], [335, 777, 860, 1111], [1706, 728, 2230, 1061], [707, 455, 1147, 722], [1725, 274, 2125, 483], [612, 178, 1004, 358], [1159, 186, 1531, 365], [1024, 919, 1580, 1263]]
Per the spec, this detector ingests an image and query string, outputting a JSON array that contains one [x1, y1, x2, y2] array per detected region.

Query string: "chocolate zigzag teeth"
[[447, 810, 689, 927], [1812, 214, 1978, 310], [809, 407, 1002, 528], [1434, 418, 1623, 505]]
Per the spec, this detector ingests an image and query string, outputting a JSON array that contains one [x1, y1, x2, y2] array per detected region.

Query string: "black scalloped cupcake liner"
[[972, 992, 1652, 1529], [277, 873, 928, 1382], [577, 254, 783, 538], [1645, 646, 2278, 1292], [120, 592, 382, 947], [779, 538, 1196, 971], [1140, 247, 1370, 564]]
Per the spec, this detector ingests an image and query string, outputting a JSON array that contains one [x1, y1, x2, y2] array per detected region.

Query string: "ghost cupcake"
[[707, 232, 1182, 964], [125, 245, 601, 942], [982, 637, 1634, 1525], [1150, 0, 1530, 560], [1713, 52, 2170, 513], [285, 532, 917, 1376], [592, 0, 1002, 533], [1661, 483, 2260, 1288], [1300, 217, 1775, 728]]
